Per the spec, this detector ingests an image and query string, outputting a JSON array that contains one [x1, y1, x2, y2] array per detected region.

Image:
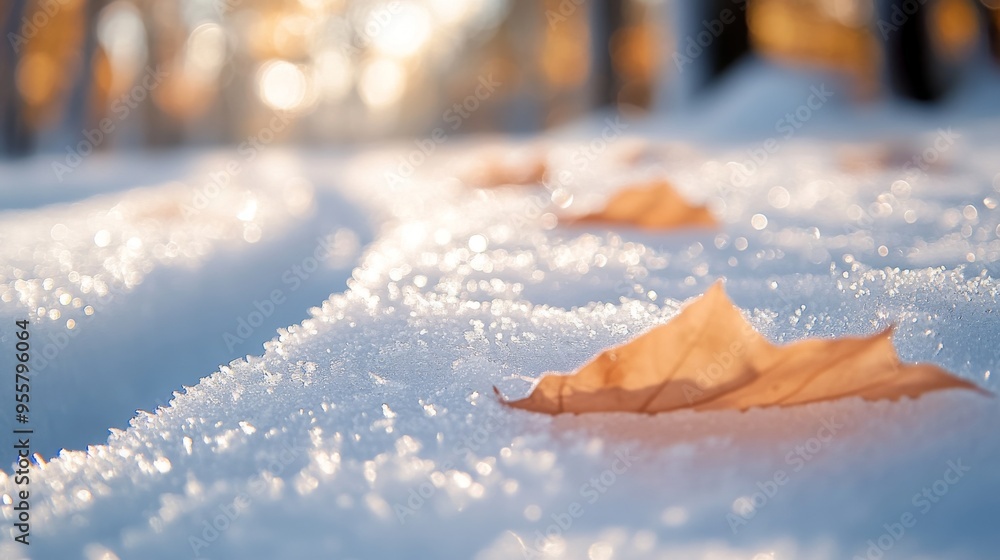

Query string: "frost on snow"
[[1, 117, 998, 559]]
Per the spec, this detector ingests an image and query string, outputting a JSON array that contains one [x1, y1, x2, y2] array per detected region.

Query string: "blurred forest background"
[[1, 0, 998, 158]]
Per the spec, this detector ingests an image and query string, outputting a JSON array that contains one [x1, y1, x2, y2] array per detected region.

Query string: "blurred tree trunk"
[[701, 0, 749, 89], [61, 0, 106, 142], [1, 0, 34, 157], [591, 0, 624, 107], [138, 0, 183, 148]]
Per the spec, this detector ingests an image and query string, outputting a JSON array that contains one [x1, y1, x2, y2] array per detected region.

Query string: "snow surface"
[[1, 61, 999, 559]]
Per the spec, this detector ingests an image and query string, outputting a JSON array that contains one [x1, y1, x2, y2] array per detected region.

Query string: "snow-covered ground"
[[1, 61, 998, 559]]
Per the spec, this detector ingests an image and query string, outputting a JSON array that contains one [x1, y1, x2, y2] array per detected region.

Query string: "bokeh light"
[[258, 59, 309, 112]]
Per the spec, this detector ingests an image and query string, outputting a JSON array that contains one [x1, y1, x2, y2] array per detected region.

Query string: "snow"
[[0, 151, 372, 455], [1, 61, 999, 559]]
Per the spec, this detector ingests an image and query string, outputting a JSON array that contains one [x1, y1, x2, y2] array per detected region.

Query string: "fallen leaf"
[[497, 282, 985, 414], [564, 180, 716, 230], [838, 142, 949, 174], [455, 144, 547, 188]]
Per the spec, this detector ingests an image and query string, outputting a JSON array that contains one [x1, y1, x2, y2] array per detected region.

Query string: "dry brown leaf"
[[456, 145, 547, 188], [565, 180, 716, 231], [838, 142, 950, 174], [497, 282, 985, 414]]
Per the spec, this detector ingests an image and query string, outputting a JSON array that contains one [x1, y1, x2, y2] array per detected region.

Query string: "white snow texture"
[[1, 67, 999, 559]]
